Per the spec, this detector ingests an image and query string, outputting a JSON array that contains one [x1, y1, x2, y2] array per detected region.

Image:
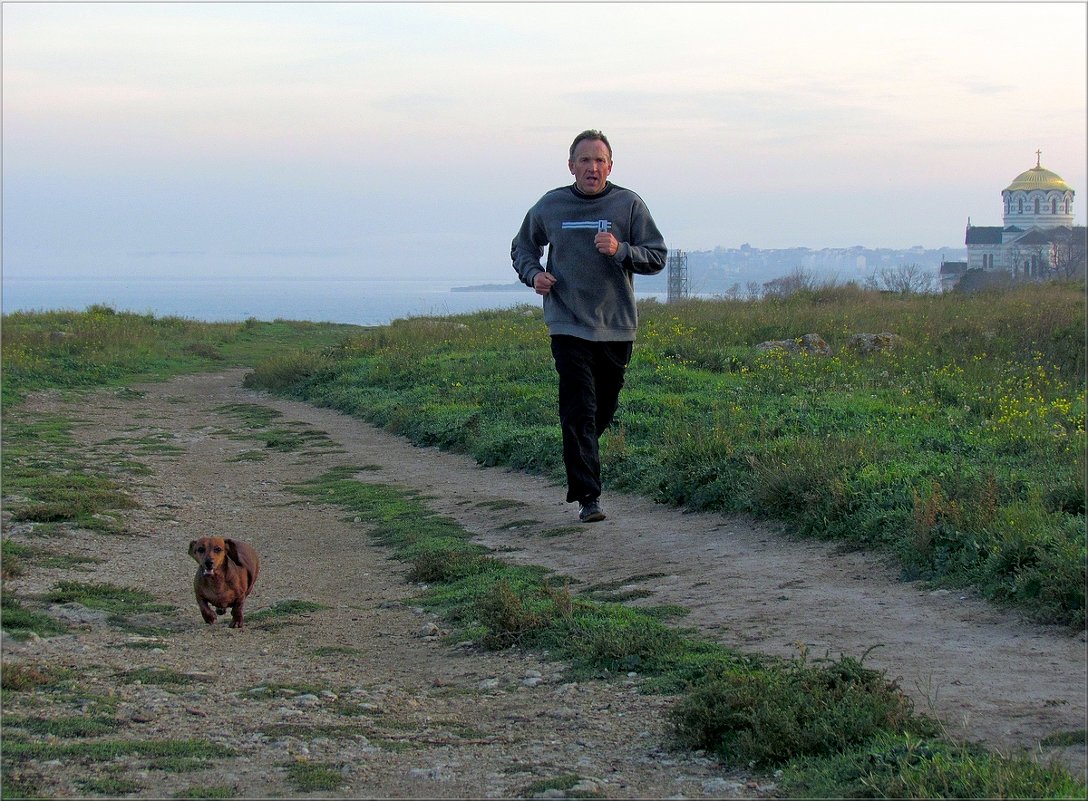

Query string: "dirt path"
[[5, 368, 1085, 797]]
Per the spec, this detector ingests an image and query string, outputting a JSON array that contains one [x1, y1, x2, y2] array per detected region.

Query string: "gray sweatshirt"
[[511, 183, 667, 341]]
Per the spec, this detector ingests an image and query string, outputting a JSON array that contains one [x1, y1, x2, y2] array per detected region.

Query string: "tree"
[[762, 267, 819, 298], [867, 263, 935, 294], [1050, 228, 1088, 280]]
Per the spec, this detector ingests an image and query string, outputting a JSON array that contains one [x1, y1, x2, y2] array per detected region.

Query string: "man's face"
[[568, 139, 612, 195]]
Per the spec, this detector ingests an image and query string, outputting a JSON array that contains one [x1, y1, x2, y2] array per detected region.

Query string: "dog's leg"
[[197, 598, 217, 625], [229, 601, 245, 629]]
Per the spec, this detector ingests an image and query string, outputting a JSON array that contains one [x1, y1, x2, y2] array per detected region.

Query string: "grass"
[[283, 761, 345, 792], [245, 598, 329, 627], [2, 298, 1084, 798], [1, 591, 69, 640], [45, 580, 174, 616], [290, 467, 1084, 796], [242, 283, 1086, 628]]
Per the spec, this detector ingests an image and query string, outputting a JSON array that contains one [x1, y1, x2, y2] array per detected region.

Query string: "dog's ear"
[[224, 539, 242, 566], [188, 540, 199, 558]]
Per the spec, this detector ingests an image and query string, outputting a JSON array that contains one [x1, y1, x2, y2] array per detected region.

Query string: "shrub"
[[669, 653, 932, 767]]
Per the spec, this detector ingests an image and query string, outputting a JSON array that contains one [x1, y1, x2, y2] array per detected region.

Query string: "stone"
[[755, 333, 832, 356], [844, 332, 903, 355]]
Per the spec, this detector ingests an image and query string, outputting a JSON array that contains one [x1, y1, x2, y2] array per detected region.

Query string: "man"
[[511, 130, 667, 522]]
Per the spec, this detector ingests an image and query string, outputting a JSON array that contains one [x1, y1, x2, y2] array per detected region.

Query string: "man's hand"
[[534, 271, 558, 296], [594, 232, 619, 257]]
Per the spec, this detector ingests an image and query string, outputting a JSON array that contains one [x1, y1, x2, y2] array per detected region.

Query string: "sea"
[[2, 276, 669, 327]]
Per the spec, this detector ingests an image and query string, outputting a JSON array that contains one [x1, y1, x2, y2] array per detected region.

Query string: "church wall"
[[1002, 189, 1075, 228], [966, 244, 1004, 271]]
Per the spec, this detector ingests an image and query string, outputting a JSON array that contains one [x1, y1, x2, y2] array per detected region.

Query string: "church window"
[[1018, 198, 1024, 214], [1051, 198, 1058, 214], [1034, 198, 1040, 214]]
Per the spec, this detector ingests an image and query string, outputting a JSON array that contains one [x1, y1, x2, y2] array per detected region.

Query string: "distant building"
[[957, 152, 1085, 290], [938, 259, 967, 292]]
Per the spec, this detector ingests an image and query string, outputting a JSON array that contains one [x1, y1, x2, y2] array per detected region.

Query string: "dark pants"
[[550, 335, 633, 504]]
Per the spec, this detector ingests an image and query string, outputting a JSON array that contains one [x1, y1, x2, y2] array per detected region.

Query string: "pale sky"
[[3, 1, 1086, 282]]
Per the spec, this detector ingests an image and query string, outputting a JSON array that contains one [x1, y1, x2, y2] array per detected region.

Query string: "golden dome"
[[1004, 157, 1072, 193]]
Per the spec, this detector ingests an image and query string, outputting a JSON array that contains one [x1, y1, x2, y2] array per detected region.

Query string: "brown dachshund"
[[188, 537, 260, 629]]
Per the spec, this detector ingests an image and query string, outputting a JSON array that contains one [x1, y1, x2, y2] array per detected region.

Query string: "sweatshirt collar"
[[569, 182, 614, 200]]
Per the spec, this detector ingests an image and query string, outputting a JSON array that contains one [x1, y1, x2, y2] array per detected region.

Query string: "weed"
[[246, 599, 328, 624], [5, 714, 120, 737], [313, 645, 362, 657], [45, 580, 171, 615], [283, 761, 344, 792], [2, 738, 229, 763], [173, 785, 240, 798], [77, 776, 145, 795], [116, 667, 202, 686], [1, 591, 69, 640], [1040, 730, 1087, 747], [1, 539, 30, 577], [781, 731, 1085, 799], [1, 662, 74, 692]]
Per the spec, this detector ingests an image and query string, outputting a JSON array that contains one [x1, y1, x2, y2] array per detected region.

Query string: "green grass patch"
[[77, 776, 144, 796], [1040, 729, 1087, 747], [173, 785, 240, 799], [1, 591, 69, 640], [313, 645, 362, 657], [213, 403, 337, 453], [116, 667, 204, 686], [2, 539, 101, 576], [780, 732, 1087, 799], [45, 580, 172, 615], [668, 651, 936, 768], [246, 599, 329, 625], [2, 737, 229, 763], [245, 681, 332, 698], [283, 761, 345, 792], [4, 714, 120, 738]]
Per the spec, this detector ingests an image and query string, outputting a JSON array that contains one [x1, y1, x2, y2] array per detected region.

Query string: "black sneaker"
[[578, 499, 606, 523]]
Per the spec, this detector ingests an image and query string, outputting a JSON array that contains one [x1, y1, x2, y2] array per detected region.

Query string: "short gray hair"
[[569, 129, 612, 160]]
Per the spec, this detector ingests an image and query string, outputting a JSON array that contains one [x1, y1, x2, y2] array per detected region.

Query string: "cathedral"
[[941, 153, 1085, 290]]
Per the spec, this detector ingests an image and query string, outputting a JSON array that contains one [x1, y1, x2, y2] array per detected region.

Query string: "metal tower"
[[666, 249, 689, 303]]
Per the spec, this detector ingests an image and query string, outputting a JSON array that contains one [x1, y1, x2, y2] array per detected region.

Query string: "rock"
[[48, 603, 110, 625], [702, 777, 746, 795], [418, 622, 441, 637], [572, 779, 602, 794], [844, 332, 903, 355], [755, 333, 832, 356]]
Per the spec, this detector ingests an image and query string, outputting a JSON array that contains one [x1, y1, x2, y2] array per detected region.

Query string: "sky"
[[3, 1, 1086, 283]]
